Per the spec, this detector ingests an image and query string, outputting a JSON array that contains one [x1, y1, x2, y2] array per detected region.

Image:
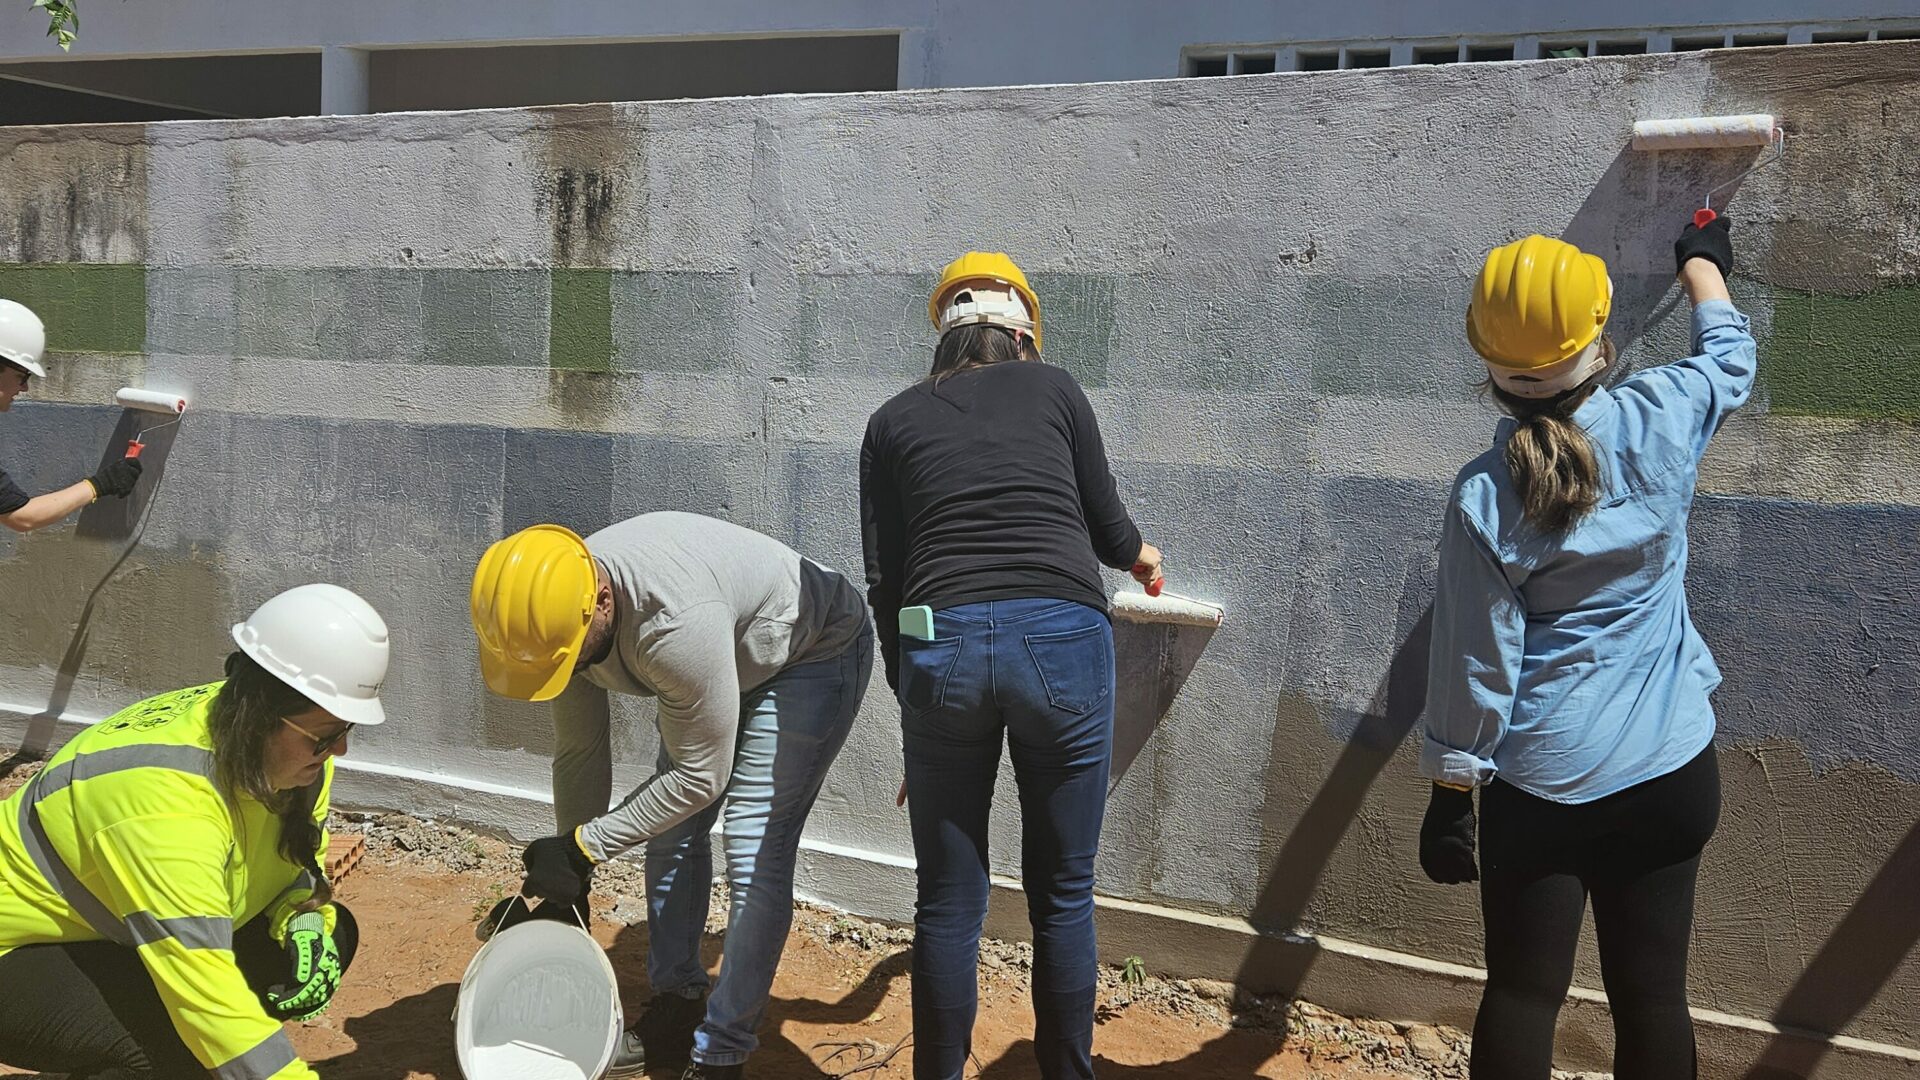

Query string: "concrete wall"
[[2, 41, 1918, 1077]]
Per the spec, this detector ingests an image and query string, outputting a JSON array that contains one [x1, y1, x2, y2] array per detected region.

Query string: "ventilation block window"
[[1344, 49, 1390, 68], [1297, 50, 1339, 71], [1468, 44, 1515, 62]]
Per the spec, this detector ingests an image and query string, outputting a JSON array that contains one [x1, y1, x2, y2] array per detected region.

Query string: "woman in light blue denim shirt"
[[1419, 218, 1752, 1079]]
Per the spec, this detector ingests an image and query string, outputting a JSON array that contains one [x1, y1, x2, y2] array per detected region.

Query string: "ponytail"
[[1493, 385, 1602, 533]]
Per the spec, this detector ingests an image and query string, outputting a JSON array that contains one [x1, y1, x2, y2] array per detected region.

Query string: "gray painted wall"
[[2, 41, 1918, 1076]]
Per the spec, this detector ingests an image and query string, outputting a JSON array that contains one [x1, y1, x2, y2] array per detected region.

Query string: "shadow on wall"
[[1109, 619, 1215, 791], [1745, 817, 1920, 1078], [1560, 141, 1772, 354], [12, 411, 182, 759], [1242, 587, 1435, 995]]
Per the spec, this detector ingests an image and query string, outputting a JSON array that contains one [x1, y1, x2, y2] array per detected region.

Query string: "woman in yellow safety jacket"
[[0, 582, 390, 1080]]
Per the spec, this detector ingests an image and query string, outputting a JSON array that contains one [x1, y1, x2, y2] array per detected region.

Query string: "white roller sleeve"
[[1631, 114, 1777, 151], [1111, 590, 1225, 628], [114, 387, 188, 414]]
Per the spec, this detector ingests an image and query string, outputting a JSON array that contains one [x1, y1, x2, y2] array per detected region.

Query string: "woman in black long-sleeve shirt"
[[860, 252, 1160, 1080]]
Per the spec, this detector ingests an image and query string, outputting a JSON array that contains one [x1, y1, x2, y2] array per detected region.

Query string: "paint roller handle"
[[1693, 207, 1717, 229], [124, 437, 145, 460], [1131, 542, 1165, 597]]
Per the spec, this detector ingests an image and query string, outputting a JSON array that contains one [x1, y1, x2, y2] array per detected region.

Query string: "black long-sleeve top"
[[859, 360, 1143, 690]]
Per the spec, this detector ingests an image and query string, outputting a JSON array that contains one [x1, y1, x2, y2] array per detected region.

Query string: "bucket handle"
[[455, 895, 593, 1020]]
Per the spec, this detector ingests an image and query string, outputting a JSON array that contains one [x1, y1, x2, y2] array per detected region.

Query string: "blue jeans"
[[899, 598, 1115, 1080], [644, 624, 872, 1066]]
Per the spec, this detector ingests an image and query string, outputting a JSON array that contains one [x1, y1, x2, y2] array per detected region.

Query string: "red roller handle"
[[125, 438, 145, 460], [1134, 564, 1162, 597], [1693, 207, 1718, 229]]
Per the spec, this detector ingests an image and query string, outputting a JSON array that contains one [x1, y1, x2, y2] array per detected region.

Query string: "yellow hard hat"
[[470, 524, 596, 702], [1467, 235, 1612, 373], [930, 251, 1043, 350]]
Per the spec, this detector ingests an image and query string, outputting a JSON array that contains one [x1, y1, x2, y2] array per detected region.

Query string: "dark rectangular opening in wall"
[[1234, 52, 1276, 75], [369, 34, 899, 111], [1877, 28, 1920, 40], [1672, 35, 1727, 51], [1297, 50, 1338, 71], [1189, 55, 1230, 77], [1468, 44, 1514, 62], [1596, 39, 1649, 55], [1542, 41, 1588, 58], [1812, 31, 1870, 43], [1344, 49, 1390, 68], [1415, 45, 1460, 64], [1731, 33, 1789, 47], [0, 52, 319, 125]]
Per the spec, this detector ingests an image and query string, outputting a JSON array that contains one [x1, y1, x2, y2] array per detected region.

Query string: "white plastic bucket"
[[455, 909, 622, 1080]]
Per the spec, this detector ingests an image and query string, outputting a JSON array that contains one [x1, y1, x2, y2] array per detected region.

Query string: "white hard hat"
[[232, 583, 390, 726], [0, 299, 47, 379]]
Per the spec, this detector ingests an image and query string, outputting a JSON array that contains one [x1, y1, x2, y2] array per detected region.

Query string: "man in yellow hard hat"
[[470, 512, 873, 1080], [0, 298, 142, 532]]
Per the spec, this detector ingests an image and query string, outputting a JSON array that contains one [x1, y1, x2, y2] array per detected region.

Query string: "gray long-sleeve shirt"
[[573, 512, 869, 861]]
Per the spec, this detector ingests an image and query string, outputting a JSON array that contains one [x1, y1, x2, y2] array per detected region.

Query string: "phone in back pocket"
[[899, 605, 935, 641]]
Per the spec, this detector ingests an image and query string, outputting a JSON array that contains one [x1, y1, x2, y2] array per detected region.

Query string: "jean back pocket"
[[898, 634, 964, 716], [1024, 622, 1111, 714]]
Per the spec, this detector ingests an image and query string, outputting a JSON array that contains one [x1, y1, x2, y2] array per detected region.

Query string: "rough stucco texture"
[[2, 42, 1918, 1050]]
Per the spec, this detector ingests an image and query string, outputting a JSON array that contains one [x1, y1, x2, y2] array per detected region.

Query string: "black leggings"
[[1473, 746, 1720, 1080], [0, 904, 358, 1079]]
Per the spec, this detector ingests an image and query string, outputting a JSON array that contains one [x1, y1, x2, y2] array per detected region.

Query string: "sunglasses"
[[280, 715, 354, 756]]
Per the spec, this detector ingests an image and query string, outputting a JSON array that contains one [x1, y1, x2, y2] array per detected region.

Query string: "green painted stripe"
[[549, 268, 613, 372], [1762, 283, 1920, 421], [0, 263, 146, 354]]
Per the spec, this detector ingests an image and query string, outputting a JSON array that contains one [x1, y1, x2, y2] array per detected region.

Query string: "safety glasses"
[[281, 715, 354, 756]]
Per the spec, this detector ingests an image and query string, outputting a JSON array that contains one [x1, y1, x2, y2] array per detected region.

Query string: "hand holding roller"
[[1120, 543, 1225, 628], [1131, 541, 1165, 595]]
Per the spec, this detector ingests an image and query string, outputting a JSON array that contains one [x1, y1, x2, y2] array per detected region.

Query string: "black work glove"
[[87, 458, 142, 499], [521, 832, 595, 904], [1674, 213, 1733, 277], [1418, 783, 1479, 885]]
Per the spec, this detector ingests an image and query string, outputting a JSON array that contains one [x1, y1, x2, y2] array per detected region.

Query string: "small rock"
[[1404, 1023, 1451, 1062], [1356, 1017, 1399, 1039]]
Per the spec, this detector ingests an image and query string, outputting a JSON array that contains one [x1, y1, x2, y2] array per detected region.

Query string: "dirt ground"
[[0, 755, 1487, 1079]]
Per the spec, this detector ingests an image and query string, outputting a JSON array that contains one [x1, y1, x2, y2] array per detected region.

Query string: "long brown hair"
[[1486, 337, 1618, 533], [208, 651, 332, 909], [928, 324, 1038, 382]]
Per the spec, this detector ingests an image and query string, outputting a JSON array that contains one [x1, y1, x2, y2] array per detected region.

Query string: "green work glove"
[[265, 911, 342, 1022]]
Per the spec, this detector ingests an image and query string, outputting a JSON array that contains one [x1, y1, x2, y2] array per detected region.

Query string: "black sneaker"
[[683, 1062, 743, 1080], [604, 991, 708, 1078]]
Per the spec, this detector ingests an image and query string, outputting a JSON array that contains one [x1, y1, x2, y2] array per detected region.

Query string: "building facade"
[[0, 0, 1916, 123]]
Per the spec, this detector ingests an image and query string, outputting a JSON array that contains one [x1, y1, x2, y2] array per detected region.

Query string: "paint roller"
[[1629, 113, 1785, 227], [1115, 569, 1225, 628], [114, 387, 188, 459]]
